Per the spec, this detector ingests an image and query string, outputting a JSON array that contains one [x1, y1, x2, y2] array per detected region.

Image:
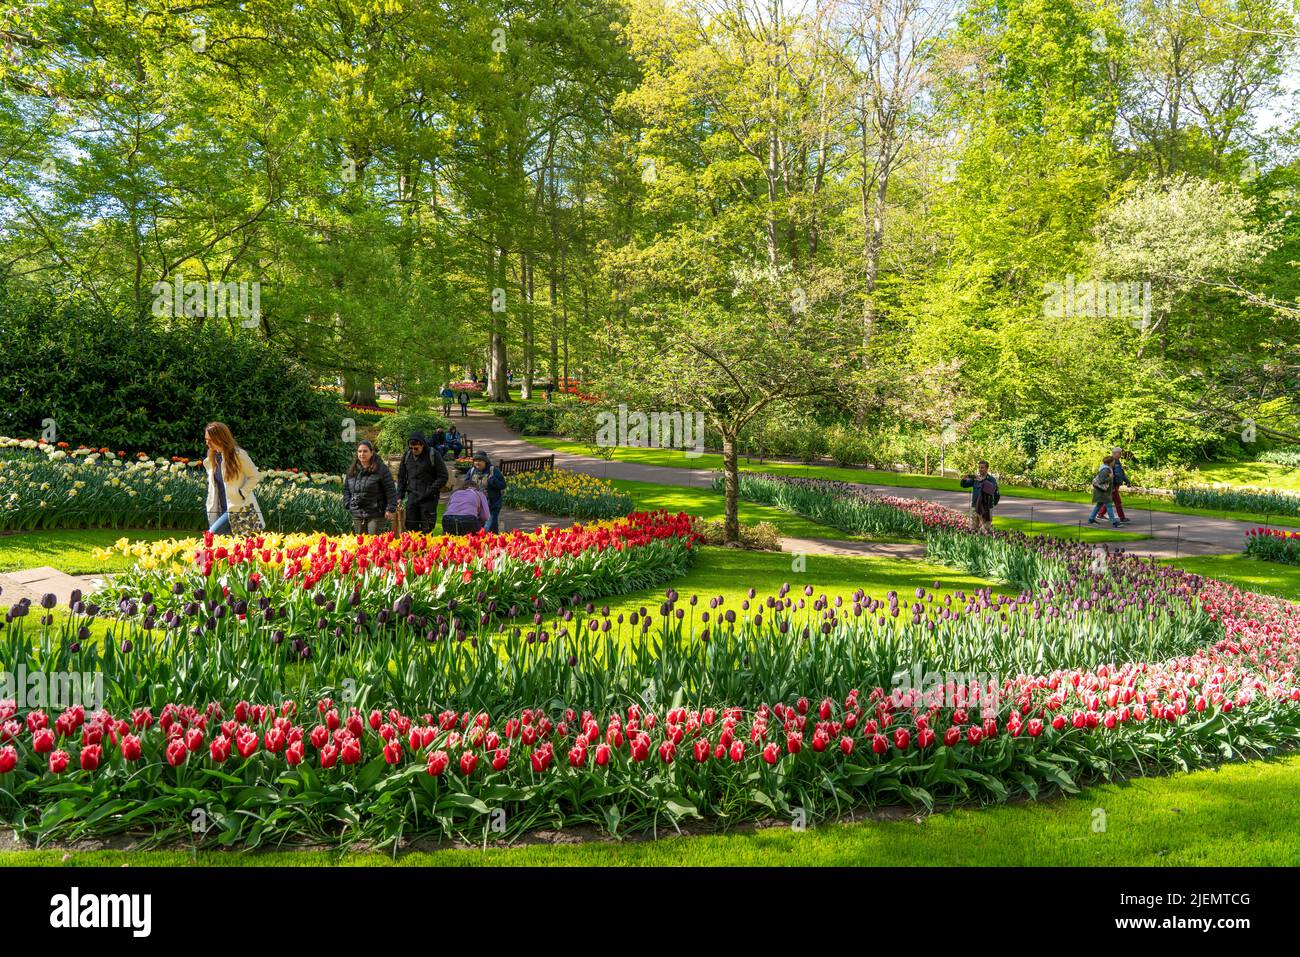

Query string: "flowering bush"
[[0, 436, 347, 532], [1244, 527, 1300, 565], [503, 469, 633, 519]]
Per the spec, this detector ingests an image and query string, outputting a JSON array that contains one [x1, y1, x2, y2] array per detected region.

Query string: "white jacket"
[[205, 447, 262, 523]]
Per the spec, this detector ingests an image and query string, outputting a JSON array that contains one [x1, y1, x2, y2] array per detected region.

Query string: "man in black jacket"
[[396, 431, 448, 533]]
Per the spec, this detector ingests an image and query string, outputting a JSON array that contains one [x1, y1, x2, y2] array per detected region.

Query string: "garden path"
[[459, 408, 1259, 560]]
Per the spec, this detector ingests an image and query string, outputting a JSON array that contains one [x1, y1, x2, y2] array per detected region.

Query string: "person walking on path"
[[441, 478, 491, 535], [203, 422, 264, 535], [457, 388, 470, 417], [342, 440, 397, 534], [959, 460, 999, 532], [396, 431, 448, 533], [1087, 455, 1123, 528], [466, 451, 507, 533], [440, 385, 454, 418], [1109, 446, 1132, 525]]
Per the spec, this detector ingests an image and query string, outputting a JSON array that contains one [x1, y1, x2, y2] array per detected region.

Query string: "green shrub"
[[375, 407, 451, 457], [492, 400, 581, 436], [825, 424, 872, 466], [0, 290, 353, 472]]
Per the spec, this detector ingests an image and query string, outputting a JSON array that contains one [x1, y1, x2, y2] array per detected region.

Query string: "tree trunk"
[[343, 374, 377, 406], [521, 257, 534, 400], [722, 433, 740, 544], [488, 244, 510, 402]]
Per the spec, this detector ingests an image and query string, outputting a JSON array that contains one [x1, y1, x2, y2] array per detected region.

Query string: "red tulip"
[[786, 731, 802, 754], [32, 728, 55, 754], [340, 737, 362, 765], [427, 750, 450, 776], [210, 735, 231, 763], [492, 747, 510, 771], [1027, 718, 1044, 737], [320, 743, 339, 769], [568, 744, 587, 768], [459, 750, 478, 775], [531, 744, 554, 772], [1051, 715, 1066, 731], [166, 738, 188, 767], [869, 734, 885, 755], [383, 740, 403, 765], [79, 744, 102, 772], [893, 728, 911, 751], [966, 726, 982, 746], [943, 726, 961, 747], [729, 740, 745, 762], [48, 749, 70, 774], [659, 740, 676, 765], [285, 741, 304, 766], [185, 728, 204, 753], [762, 742, 780, 765], [693, 739, 711, 763], [917, 727, 935, 749], [120, 734, 142, 761], [595, 743, 612, 766]]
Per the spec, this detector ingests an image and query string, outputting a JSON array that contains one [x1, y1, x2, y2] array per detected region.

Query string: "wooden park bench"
[[497, 454, 554, 477]]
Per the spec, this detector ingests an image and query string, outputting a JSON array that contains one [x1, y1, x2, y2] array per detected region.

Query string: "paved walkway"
[[457, 407, 1253, 559], [0, 411, 1255, 608], [0, 566, 106, 608]]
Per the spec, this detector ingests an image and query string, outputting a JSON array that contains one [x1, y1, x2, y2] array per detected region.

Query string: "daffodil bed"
[[0, 436, 347, 533], [502, 468, 633, 519], [0, 500, 1298, 849]]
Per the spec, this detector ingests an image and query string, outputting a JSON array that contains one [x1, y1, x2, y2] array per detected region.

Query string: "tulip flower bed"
[[3, 500, 1300, 848], [1244, 527, 1300, 566], [719, 472, 971, 539], [1, 567, 1298, 846], [1174, 483, 1300, 519], [89, 511, 700, 651], [503, 469, 634, 520], [0, 436, 348, 532]]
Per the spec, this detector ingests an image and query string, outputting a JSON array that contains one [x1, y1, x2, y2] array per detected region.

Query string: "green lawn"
[[608, 478, 876, 541], [0, 528, 179, 575], [1195, 460, 1300, 493], [526, 436, 1300, 528], [588, 546, 1010, 623], [1161, 553, 1300, 602], [5, 753, 1297, 866]]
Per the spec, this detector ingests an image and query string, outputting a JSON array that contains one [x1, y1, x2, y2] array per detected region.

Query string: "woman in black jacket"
[[343, 440, 398, 534], [396, 431, 448, 533]]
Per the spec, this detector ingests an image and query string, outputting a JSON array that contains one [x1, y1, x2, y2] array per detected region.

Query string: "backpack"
[[980, 478, 999, 509]]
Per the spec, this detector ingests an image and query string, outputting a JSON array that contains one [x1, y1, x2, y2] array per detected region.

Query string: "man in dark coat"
[[959, 460, 999, 532], [396, 431, 448, 533]]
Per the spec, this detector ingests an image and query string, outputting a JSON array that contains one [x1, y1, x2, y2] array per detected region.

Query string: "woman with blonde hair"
[[203, 422, 264, 535]]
